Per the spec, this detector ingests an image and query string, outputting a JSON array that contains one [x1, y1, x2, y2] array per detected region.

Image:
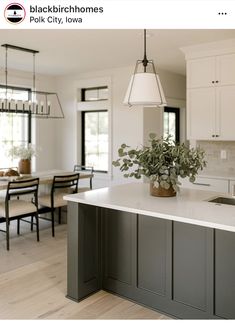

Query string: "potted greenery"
[[112, 133, 207, 197], [8, 144, 36, 174]]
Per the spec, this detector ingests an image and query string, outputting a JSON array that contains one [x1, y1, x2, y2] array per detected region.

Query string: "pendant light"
[[1, 44, 64, 119], [124, 30, 167, 107]]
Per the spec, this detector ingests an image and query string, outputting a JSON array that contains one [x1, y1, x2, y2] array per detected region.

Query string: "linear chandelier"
[[1, 44, 64, 118], [123, 30, 167, 107]]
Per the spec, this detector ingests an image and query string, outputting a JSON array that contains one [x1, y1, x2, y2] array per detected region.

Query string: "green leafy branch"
[[112, 134, 207, 192]]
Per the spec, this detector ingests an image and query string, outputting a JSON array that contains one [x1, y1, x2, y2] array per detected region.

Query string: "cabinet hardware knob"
[[212, 81, 215, 83], [216, 80, 219, 83], [212, 135, 215, 137], [215, 135, 219, 137]]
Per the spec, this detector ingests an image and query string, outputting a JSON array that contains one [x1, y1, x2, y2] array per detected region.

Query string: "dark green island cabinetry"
[[65, 184, 235, 319], [66, 203, 235, 319]]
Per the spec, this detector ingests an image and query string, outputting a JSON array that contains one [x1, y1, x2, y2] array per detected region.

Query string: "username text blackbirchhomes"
[[30, 5, 103, 13]]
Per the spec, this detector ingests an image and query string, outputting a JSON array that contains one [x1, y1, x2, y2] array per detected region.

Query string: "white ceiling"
[[0, 29, 235, 76]]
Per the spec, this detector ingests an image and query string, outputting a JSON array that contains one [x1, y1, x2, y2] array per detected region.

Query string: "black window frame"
[[164, 106, 180, 143], [0, 85, 32, 144], [81, 86, 108, 102], [81, 110, 108, 173]]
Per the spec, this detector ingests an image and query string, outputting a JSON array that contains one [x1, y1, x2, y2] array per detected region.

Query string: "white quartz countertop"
[[64, 183, 235, 233], [198, 171, 235, 181]]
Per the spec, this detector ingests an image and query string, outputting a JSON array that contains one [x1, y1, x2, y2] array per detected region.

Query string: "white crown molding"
[[181, 38, 235, 59]]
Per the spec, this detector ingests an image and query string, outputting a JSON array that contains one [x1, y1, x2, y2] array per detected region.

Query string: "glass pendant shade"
[[123, 72, 167, 106]]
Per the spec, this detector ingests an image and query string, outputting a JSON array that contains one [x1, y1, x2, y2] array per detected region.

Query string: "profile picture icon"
[[4, 3, 26, 24]]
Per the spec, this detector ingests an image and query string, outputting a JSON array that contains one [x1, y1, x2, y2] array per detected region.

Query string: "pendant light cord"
[[33, 53, 36, 92], [142, 29, 148, 72], [5, 46, 8, 103], [32, 52, 36, 112]]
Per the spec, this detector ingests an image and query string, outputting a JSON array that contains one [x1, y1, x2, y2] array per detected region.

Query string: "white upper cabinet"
[[187, 85, 235, 140], [187, 54, 235, 89], [187, 88, 216, 140], [187, 57, 216, 88], [182, 39, 235, 140], [216, 85, 235, 140], [218, 54, 235, 86]]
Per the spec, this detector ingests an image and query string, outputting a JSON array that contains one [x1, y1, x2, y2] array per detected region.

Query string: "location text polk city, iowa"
[[30, 16, 82, 24]]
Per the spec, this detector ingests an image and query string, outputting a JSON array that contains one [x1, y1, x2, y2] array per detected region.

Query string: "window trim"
[[0, 84, 31, 93], [81, 109, 108, 173], [81, 86, 108, 102], [164, 106, 180, 143], [0, 85, 32, 144]]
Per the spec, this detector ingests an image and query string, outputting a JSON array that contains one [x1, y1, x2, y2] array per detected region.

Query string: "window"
[[82, 110, 108, 172], [164, 107, 180, 143], [81, 86, 108, 102], [0, 85, 30, 101], [0, 86, 31, 168]]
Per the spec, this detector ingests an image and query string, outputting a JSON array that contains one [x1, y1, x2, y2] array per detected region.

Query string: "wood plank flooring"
[[0, 221, 171, 319]]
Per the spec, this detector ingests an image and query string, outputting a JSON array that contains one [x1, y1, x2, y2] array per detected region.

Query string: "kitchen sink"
[[208, 196, 235, 206]]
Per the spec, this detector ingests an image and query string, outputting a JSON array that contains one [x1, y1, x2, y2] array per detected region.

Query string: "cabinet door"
[[187, 57, 216, 88], [217, 54, 235, 86], [138, 215, 168, 296], [173, 222, 213, 312], [214, 230, 235, 319], [187, 88, 216, 140], [216, 85, 235, 140], [102, 209, 134, 287]]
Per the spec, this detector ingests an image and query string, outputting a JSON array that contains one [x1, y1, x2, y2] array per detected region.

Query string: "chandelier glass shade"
[[1, 44, 64, 119], [123, 30, 167, 107]]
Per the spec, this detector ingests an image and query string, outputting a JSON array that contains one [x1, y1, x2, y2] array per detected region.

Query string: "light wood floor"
[[0, 220, 171, 319]]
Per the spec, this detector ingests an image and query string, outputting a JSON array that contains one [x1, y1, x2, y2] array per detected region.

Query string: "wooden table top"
[[0, 169, 93, 191]]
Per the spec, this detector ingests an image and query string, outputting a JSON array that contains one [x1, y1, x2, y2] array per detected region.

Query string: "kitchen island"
[[64, 183, 235, 319]]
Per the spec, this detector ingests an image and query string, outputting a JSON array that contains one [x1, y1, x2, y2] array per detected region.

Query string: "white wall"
[[55, 65, 186, 184], [0, 69, 58, 171], [143, 70, 186, 145], [159, 69, 186, 100], [0, 64, 186, 182]]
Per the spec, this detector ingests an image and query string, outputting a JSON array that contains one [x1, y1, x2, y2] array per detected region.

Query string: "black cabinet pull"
[[212, 135, 215, 137], [216, 80, 219, 83], [215, 135, 219, 137], [193, 182, 211, 186], [212, 81, 215, 84]]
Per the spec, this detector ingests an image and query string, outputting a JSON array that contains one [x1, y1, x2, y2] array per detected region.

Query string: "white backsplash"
[[197, 141, 235, 175]]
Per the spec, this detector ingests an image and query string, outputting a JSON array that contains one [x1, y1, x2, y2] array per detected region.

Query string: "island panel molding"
[[172, 222, 211, 311], [214, 229, 235, 318], [137, 215, 168, 296], [67, 203, 101, 301], [65, 183, 235, 319], [103, 209, 133, 286]]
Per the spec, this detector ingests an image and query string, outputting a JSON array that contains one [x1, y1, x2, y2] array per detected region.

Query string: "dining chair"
[[0, 178, 39, 250], [38, 173, 79, 237], [73, 165, 94, 191]]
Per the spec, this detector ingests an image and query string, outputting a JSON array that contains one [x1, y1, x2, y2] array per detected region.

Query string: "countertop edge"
[[64, 194, 235, 233]]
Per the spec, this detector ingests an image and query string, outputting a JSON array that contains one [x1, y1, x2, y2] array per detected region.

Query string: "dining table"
[[0, 169, 94, 191]]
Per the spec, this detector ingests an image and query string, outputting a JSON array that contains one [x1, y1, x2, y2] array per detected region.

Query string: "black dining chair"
[[0, 177, 39, 250], [38, 173, 80, 237], [73, 165, 94, 191]]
